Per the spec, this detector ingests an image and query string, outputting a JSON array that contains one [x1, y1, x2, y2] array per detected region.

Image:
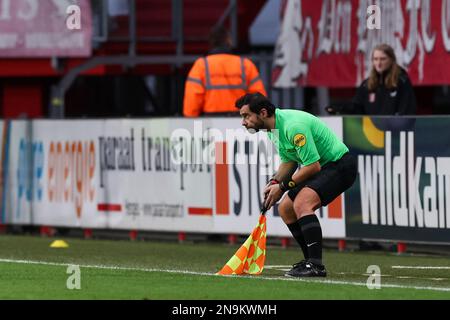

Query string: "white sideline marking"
[[392, 266, 450, 270], [267, 266, 448, 281], [265, 265, 291, 269], [1, 258, 450, 293]]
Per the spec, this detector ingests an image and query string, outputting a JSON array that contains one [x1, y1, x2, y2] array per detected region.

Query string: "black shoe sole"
[[284, 272, 327, 278]]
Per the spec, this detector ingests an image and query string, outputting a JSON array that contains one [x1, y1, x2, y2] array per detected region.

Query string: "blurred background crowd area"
[[1, 0, 449, 119]]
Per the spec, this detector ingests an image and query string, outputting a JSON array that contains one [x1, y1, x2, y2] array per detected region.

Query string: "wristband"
[[280, 180, 297, 192], [268, 178, 279, 185]]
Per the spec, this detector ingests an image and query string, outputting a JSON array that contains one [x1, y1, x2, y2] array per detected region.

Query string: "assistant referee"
[[236, 93, 357, 277]]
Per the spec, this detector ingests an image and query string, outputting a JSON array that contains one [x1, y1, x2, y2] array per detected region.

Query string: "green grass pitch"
[[0, 235, 449, 299]]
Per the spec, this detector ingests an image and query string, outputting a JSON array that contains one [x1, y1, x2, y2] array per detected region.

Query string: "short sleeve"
[[286, 125, 320, 166], [279, 149, 291, 163]]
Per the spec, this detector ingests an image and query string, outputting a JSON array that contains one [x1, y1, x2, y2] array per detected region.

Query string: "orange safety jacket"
[[183, 53, 267, 117]]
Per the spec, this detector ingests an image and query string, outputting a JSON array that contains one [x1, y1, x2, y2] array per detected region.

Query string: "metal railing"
[[50, 0, 242, 118], [250, 51, 306, 113]]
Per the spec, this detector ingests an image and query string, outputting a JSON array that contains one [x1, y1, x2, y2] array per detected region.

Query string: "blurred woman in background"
[[326, 44, 416, 115]]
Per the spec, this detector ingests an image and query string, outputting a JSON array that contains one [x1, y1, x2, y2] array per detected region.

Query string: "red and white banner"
[[272, 0, 450, 88], [0, 0, 92, 57]]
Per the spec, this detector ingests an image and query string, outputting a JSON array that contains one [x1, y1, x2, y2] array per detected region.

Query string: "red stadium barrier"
[[281, 237, 290, 249], [129, 230, 138, 241], [397, 242, 407, 254], [40, 226, 54, 237], [338, 239, 346, 252], [228, 234, 237, 245], [178, 232, 186, 243], [84, 229, 93, 239]]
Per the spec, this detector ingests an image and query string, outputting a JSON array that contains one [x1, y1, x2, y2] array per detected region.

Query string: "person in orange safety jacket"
[[183, 26, 267, 117]]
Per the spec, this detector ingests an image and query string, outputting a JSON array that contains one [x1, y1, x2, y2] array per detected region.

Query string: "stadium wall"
[[1, 116, 450, 243]]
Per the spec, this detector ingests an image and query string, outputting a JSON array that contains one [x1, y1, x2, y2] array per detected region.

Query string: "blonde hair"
[[368, 44, 401, 92]]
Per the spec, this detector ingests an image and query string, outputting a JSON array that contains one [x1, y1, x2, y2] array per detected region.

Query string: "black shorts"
[[287, 153, 357, 206]]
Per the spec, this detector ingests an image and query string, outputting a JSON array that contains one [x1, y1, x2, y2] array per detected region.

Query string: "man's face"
[[239, 104, 265, 133], [372, 50, 392, 74]]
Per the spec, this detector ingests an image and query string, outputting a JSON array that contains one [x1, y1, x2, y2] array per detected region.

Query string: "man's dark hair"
[[235, 93, 276, 116], [209, 26, 231, 49]]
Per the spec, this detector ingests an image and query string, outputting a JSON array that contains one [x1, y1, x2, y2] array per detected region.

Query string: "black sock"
[[287, 222, 309, 260], [297, 215, 323, 265]]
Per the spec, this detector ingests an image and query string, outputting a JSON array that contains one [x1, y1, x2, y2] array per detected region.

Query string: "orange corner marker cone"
[[217, 214, 266, 275]]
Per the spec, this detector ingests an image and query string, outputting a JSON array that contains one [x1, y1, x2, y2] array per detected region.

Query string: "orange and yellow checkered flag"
[[217, 214, 267, 275]]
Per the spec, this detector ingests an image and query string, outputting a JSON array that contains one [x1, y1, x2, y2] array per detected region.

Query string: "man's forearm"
[[272, 162, 298, 182], [291, 161, 321, 184]]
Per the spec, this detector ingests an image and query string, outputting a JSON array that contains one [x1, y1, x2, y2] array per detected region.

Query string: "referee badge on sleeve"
[[293, 134, 306, 147]]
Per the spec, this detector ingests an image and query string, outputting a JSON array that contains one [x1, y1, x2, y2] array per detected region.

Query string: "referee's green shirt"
[[267, 109, 349, 166]]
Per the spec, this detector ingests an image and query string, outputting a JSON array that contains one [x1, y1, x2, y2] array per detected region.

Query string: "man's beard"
[[245, 118, 265, 134], [253, 118, 265, 132]]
